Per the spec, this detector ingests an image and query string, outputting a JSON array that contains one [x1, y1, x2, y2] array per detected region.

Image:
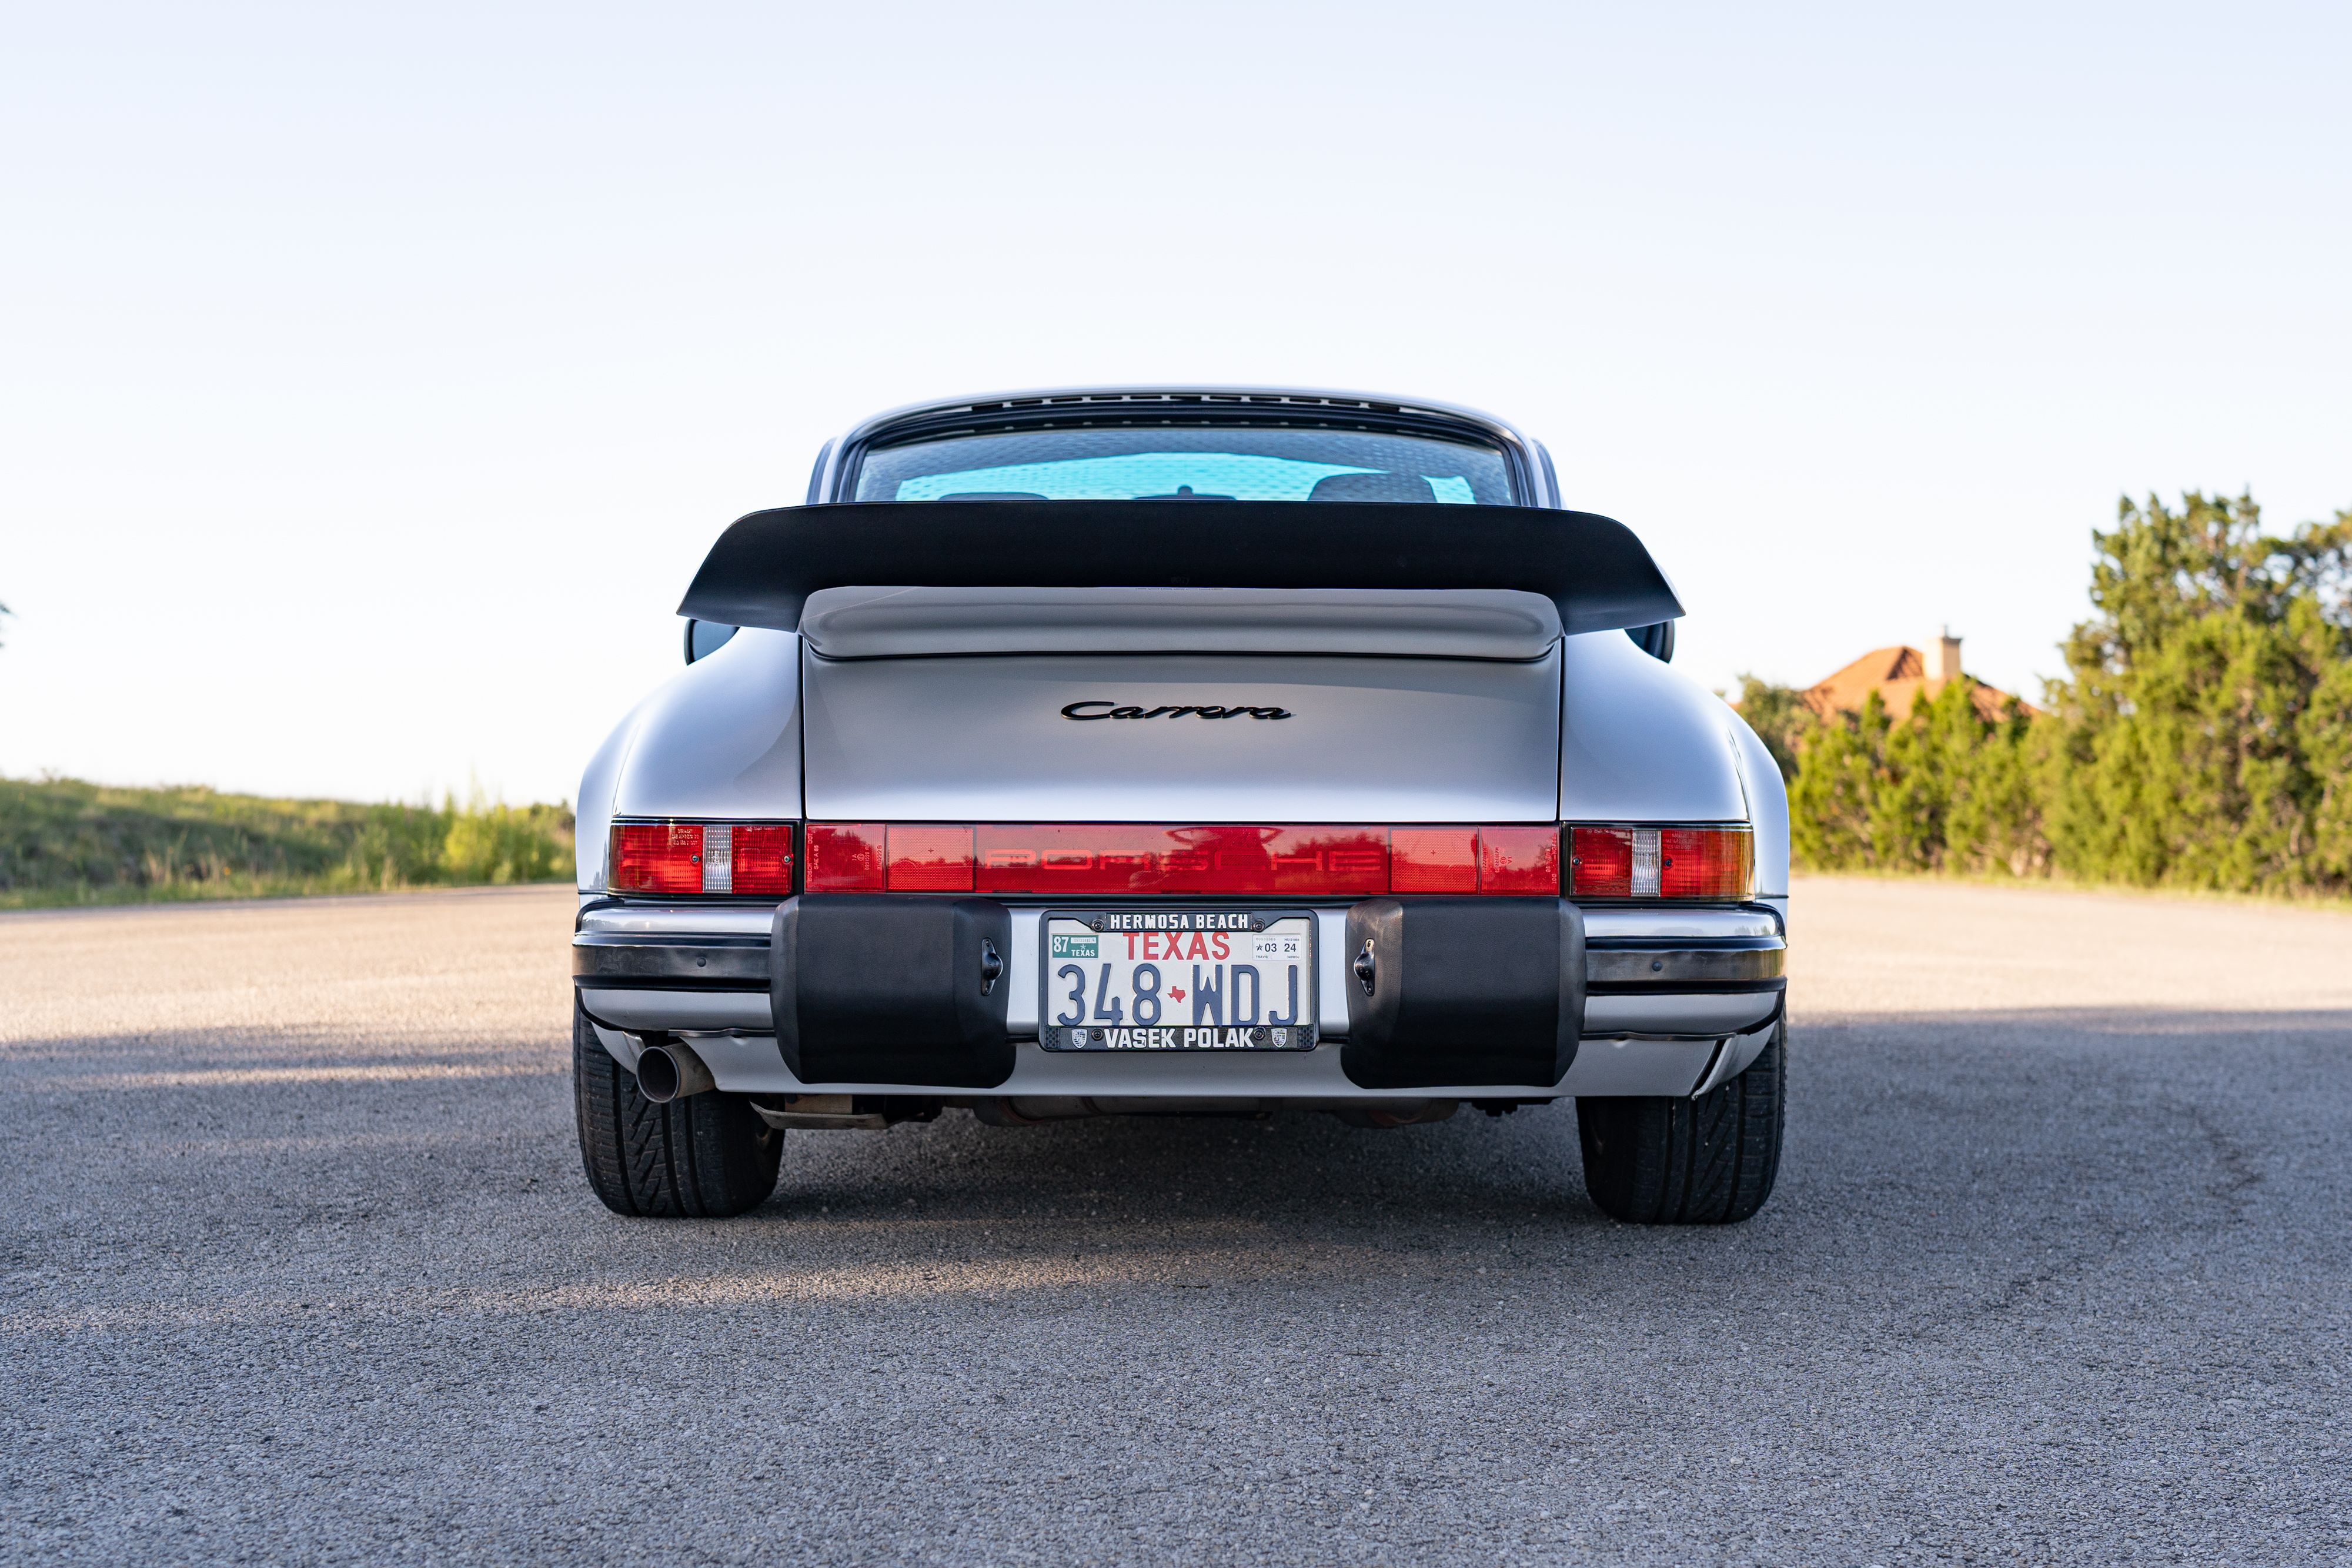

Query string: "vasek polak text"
[[1088, 1025, 1299, 1049]]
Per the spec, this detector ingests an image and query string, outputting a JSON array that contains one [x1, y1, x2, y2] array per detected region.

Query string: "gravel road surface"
[[4, 878, 2348, 1564]]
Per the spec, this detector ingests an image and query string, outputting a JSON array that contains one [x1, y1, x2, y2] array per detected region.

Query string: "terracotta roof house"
[[1802, 631, 2034, 722]]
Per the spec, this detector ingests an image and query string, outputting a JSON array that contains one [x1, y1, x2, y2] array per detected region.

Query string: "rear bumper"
[[573, 898, 1783, 1099]]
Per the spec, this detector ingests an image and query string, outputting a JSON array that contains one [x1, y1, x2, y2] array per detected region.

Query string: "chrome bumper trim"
[[1585, 941, 1784, 987], [572, 932, 769, 988], [577, 901, 776, 938], [574, 926, 1785, 991]]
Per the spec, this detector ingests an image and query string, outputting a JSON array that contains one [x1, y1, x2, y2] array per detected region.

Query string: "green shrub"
[[2044, 493, 2352, 894], [1729, 674, 1818, 781], [1774, 491, 2352, 897], [440, 791, 572, 885], [1785, 679, 2043, 876]]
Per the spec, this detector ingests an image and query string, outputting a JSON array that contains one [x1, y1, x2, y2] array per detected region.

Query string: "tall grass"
[[0, 777, 574, 910]]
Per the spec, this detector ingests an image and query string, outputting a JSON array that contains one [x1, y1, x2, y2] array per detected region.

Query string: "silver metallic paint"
[[1580, 992, 1780, 1038], [1557, 629, 1748, 822], [607, 627, 804, 824], [800, 646, 1563, 823], [1726, 706, 1794, 898], [576, 630, 805, 889], [1689, 1019, 1779, 1095], [580, 989, 771, 1031], [592, 1025, 1722, 1101]]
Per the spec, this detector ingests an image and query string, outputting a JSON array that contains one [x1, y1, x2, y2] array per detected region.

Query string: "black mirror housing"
[[684, 619, 740, 664]]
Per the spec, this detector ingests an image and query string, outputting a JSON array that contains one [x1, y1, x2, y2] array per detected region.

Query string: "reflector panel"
[[1479, 826, 1562, 894], [1390, 827, 1479, 893], [971, 824, 1390, 897], [805, 823, 886, 892], [887, 824, 976, 891]]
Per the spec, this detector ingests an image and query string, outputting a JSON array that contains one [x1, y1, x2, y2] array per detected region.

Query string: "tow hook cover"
[[771, 895, 1015, 1088], [1339, 898, 1585, 1089]]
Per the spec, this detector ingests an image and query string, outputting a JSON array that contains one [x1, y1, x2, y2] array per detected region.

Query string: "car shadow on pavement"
[[8, 1001, 2346, 1310], [676, 999, 2352, 1295]]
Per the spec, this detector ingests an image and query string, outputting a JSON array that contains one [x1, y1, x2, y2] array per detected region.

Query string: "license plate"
[[1039, 909, 1317, 1051]]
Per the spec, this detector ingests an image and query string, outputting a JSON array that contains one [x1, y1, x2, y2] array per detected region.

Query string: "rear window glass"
[[851, 424, 1516, 504]]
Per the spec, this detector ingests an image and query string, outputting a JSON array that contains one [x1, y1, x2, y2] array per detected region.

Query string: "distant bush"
[[0, 778, 574, 908], [1755, 491, 2352, 898], [438, 790, 573, 885], [1783, 678, 2047, 878], [1728, 675, 1818, 784]]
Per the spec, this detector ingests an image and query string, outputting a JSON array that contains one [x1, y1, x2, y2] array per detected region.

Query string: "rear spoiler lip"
[[797, 586, 1566, 662], [676, 500, 1684, 638]]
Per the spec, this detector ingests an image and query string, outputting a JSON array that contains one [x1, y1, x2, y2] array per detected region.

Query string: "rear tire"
[[573, 1001, 782, 1217], [1576, 1019, 1784, 1224]]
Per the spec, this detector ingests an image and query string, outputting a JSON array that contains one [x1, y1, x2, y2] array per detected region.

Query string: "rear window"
[[851, 424, 1518, 505]]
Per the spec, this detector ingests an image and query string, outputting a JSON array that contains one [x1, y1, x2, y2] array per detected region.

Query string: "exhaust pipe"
[[634, 1039, 716, 1104]]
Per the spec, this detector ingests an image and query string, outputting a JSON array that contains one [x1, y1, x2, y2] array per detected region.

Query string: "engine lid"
[[800, 646, 1562, 823]]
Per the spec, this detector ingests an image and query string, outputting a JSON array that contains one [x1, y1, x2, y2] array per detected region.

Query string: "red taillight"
[[731, 824, 797, 895], [611, 823, 703, 895], [799, 824, 1568, 897], [1570, 825, 1751, 900], [609, 822, 797, 895], [804, 823, 884, 892], [1568, 826, 1636, 897], [1662, 827, 1754, 900]]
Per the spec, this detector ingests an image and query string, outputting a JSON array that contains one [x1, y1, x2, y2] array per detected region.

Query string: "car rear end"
[[570, 389, 1788, 1221]]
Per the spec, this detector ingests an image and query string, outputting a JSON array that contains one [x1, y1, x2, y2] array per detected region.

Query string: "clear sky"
[[4, 2, 2347, 805]]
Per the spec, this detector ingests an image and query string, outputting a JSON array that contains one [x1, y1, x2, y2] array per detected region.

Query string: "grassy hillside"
[[0, 777, 574, 910]]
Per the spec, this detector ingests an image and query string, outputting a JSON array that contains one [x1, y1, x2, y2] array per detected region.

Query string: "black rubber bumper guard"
[[734, 895, 1589, 1093], [1340, 898, 1585, 1090], [768, 895, 1013, 1088]]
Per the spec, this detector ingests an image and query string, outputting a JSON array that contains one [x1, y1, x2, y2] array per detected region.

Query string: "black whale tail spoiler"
[[676, 500, 1682, 639]]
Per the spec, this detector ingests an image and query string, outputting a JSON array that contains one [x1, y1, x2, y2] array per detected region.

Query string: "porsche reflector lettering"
[[1061, 701, 1292, 720]]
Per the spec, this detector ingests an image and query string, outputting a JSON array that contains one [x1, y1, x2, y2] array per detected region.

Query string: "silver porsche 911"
[[571, 387, 1789, 1223]]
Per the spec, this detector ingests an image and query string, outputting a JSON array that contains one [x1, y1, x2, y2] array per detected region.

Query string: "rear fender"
[[1725, 707, 1792, 904], [1558, 631, 1746, 823], [577, 630, 804, 890]]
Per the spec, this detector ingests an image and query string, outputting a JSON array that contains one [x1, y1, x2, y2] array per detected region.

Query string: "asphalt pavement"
[[3, 878, 2348, 1565]]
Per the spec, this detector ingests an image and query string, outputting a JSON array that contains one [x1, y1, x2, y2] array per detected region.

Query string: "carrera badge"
[[1061, 701, 1292, 721]]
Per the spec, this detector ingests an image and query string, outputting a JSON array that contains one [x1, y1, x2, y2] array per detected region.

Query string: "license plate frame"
[[1037, 908, 1318, 1051]]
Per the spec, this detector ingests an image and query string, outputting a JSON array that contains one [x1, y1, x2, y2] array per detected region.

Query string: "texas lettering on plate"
[[1040, 909, 1317, 1051]]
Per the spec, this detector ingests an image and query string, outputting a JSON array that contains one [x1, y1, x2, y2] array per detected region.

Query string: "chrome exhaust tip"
[[634, 1041, 716, 1104]]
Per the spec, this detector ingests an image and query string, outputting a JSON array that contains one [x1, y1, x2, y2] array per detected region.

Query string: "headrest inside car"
[[1309, 470, 1438, 502]]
